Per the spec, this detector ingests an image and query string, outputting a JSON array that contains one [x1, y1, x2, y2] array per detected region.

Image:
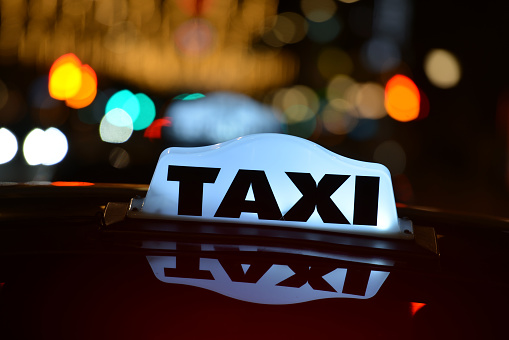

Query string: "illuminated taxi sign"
[[134, 133, 412, 239]]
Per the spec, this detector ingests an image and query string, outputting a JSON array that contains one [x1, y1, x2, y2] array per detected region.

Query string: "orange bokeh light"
[[66, 65, 97, 109], [48, 53, 97, 109], [385, 75, 420, 122]]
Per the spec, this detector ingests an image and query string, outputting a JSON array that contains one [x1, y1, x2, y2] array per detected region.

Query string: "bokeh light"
[[0, 128, 18, 164], [355, 82, 386, 119], [264, 12, 308, 46], [326, 74, 356, 102], [109, 147, 130, 169], [301, 0, 337, 23], [173, 93, 206, 101], [105, 90, 156, 131], [48, 53, 97, 109], [321, 101, 358, 135], [144, 117, 172, 140], [133, 93, 156, 130], [23, 127, 68, 166], [424, 49, 461, 89], [66, 65, 97, 109], [272, 85, 320, 124], [174, 19, 215, 55], [167, 92, 282, 145], [385, 75, 420, 122], [99, 108, 134, 143], [49, 54, 82, 100]]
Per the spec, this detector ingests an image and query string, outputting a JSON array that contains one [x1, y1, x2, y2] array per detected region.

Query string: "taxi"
[[0, 133, 508, 339]]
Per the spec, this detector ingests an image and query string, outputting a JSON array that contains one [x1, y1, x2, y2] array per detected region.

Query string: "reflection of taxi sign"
[[131, 133, 413, 239]]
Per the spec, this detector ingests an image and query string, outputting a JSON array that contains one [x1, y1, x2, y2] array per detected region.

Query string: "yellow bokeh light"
[[49, 62, 82, 100], [49, 53, 97, 108], [424, 49, 461, 89]]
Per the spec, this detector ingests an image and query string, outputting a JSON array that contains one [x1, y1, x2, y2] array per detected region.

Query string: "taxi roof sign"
[[131, 134, 413, 239]]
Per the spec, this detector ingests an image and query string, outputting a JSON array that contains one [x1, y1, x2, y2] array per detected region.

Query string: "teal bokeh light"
[[105, 90, 156, 131], [173, 93, 206, 101], [133, 93, 156, 130]]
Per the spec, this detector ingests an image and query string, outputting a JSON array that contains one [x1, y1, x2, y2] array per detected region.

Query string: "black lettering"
[[276, 265, 337, 292], [167, 165, 220, 216], [219, 260, 272, 283], [163, 244, 213, 280], [284, 172, 350, 224], [353, 176, 379, 226], [214, 170, 282, 220], [214, 246, 272, 283], [342, 267, 372, 296]]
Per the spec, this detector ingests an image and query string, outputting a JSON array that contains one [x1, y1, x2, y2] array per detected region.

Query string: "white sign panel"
[[134, 133, 411, 239]]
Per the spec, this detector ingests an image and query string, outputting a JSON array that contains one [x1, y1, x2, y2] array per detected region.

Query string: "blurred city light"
[[0, 127, 17, 164], [144, 117, 172, 140], [174, 19, 216, 55], [355, 82, 386, 119], [272, 85, 320, 130], [11, 0, 295, 94], [301, 0, 337, 23], [66, 65, 97, 109], [424, 49, 461, 89], [105, 90, 156, 131], [99, 108, 134, 144], [174, 93, 206, 101], [48, 53, 97, 109], [385, 75, 420, 122], [321, 101, 358, 135], [167, 92, 283, 145], [326, 75, 356, 102], [48, 54, 82, 100], [264, 12, 308, 46], [23, 127, 68, 166], [109, 147, 130, 169]]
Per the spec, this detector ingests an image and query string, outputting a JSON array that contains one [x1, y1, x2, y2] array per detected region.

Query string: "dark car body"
[[0, 183, 508, 339]]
